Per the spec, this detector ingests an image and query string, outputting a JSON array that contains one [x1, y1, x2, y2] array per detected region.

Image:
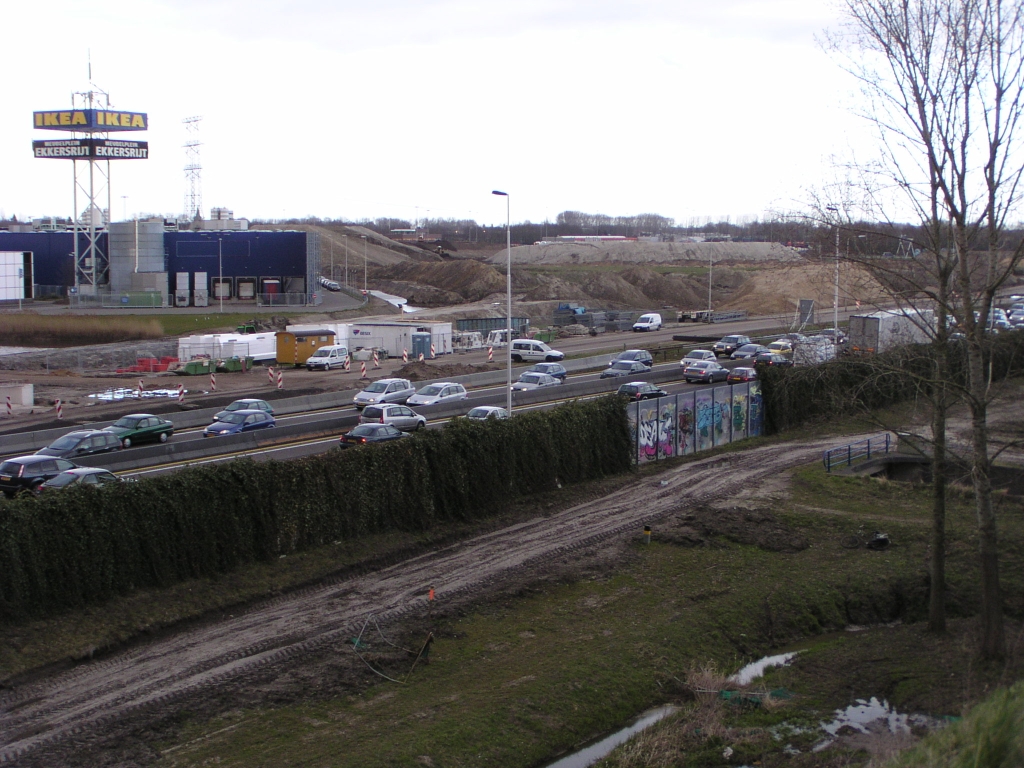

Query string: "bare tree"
[[827, 0, 1024, 659]]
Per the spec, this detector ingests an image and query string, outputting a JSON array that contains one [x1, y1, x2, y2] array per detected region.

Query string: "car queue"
[[1, 327, 811, 492]]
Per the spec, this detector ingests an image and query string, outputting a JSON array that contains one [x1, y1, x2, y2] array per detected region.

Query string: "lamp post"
[[344, 234, 349, 287], [826, 205, 840, 344], [492, 190, 513, 414], [361, 235, 367, 293], [218, 237, 223, 314]]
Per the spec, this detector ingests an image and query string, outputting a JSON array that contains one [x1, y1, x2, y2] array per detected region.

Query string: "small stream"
[[542, 706, 677, 768]]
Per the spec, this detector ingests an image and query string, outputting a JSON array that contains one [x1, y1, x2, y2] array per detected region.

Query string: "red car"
[[726, 367, 758, 383]]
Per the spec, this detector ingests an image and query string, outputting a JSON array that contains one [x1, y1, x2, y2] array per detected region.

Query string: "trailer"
[[275, 329, 338, 367], [177, 332, 278, 363], [285, 321, 453, 358], [848, 310, 934, 355]]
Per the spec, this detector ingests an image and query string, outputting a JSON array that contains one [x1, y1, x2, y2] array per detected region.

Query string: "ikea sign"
[[33, 109, 148, 132]]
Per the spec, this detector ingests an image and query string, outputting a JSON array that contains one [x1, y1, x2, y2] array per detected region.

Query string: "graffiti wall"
[[629, 382, 764, 463]]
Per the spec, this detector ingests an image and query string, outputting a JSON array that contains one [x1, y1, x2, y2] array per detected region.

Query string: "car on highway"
[[359, 404, 426, 431], [681, 349, 716, 364], [730, 344, 771, 360], [766, 340, 793, 354], [35, 430, 123, 459], [40, 467, 125, 492], [512, 372, 562, 391], [526, 362, 567, 382], [510, 339, 565, 363], [407, 382, 469, 406], [713, 335, 751, 357], [726, 367, 758, 383], [632, 312, 663, 332], [214, 398, 275, 421], [600, 360, 651, 378], [203, 409, 277, 437], [616, 381, 669, 400], [610, 349, 654, 368], [352, 378, 417, 409], [682, 360, 729, 383], [466, 405, 509, 421], [0, 455, 78, 497], [102, 413, 175, 448], [754, 352, 795, 368], [339, 423, 409, 448]]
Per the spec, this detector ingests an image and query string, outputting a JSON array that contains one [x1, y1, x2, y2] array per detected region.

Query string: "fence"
[[70, 291, 166, 309], [256, 292, 314, 307], [627, 381, 763, 463], [822, 434, 892, 472]]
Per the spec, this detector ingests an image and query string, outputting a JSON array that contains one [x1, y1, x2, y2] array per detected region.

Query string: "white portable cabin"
[[285, 321, 453, 358], [177, 332, 278, 362]]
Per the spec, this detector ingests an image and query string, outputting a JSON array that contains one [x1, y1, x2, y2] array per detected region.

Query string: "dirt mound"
[[491, 240, 805, 266], [659, 505, 809, 553], [394, 360, 501, 381], [372, 261, 506, 304]]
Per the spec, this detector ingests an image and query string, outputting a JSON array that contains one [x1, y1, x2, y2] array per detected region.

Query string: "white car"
[[632, 312, 663, 332], [511, 372, 562, 391], [681, 349, 716, 366], [407, 382, 469, 406], [510, 339, 565, 363], [466, 405, 509, 421]]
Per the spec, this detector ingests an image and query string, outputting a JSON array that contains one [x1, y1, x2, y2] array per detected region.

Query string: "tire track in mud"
[[0, 433, 866, 763]]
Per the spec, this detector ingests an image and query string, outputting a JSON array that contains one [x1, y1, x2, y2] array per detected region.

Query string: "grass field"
[[152, 463, 1023, 767]]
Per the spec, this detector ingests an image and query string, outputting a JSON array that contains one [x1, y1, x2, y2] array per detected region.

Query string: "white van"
[[305, 344, 350, 371], [632, 313, 663, 332], [510, 339, 564, 363]]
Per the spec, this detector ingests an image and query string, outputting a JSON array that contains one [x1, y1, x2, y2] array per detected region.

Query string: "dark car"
[[203, 409, 276, 437], [601, 360, 651, 379], [682, 360, 729, 383], [754, 352, 795, 368], [616, 381, 668, 400], [726, 367, 758, 383], [35, 430, 123, 459], [526, 362, 568, 382], [213, 398, 275, 422], [713, 335, 751, 357], [730, 344, 771, 360], [0, 455, 78, 497], [102, 413, 175, 448], [610, 349, 654, 368], [40, 467, 125, 491], [339, 423, 409, 448]]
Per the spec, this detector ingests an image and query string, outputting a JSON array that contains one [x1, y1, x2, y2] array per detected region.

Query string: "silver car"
[[511, 372, 562, 391], [352, 378, 416, 409], [466, 406, 509, 420], [359, 404, 426, 431], [407, 382, 469, 406]]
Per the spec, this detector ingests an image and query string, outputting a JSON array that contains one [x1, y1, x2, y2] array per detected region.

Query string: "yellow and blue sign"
[[33, 109, 148, 132], [32, 138, 149, 159]]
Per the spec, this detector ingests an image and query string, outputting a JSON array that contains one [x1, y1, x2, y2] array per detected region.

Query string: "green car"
[[102, 413, 175, 448]]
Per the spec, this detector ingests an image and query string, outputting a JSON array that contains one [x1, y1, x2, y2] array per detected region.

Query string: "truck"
[[848, 310, 934, 355]]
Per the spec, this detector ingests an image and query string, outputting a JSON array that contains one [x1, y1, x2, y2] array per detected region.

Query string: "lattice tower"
[[183, 116, 203, 219]]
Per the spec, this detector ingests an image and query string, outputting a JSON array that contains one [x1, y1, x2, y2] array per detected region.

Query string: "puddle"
[[813, 697, 950, 752], [543, 705, 677, 768], [88, 388, 185, 401], [729, 651, 799, 686]]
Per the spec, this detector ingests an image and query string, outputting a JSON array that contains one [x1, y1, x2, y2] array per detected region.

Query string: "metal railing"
[[823, 433, 891, 472]]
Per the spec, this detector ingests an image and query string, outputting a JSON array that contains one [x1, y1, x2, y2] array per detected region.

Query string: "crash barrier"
[[823, 434, 891, 473], [0, 397, 630, 621], [627, 382, 764, 463]]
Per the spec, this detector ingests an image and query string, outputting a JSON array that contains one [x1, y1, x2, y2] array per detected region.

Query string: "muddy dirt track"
[[0, 432, 873, 765]]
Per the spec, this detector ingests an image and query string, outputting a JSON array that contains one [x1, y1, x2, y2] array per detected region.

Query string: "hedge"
[[0, 396, 632, 621], [759, 331, 1024, 434]]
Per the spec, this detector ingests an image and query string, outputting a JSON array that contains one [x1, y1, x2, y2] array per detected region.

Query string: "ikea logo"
[[33, 109, 148, 132]]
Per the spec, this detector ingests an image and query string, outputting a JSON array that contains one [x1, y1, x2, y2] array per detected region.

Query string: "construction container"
[[275, 330, 337, 366]]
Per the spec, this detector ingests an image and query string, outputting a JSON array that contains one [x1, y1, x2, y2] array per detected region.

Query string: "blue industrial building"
[[0, 226, 320, 306]]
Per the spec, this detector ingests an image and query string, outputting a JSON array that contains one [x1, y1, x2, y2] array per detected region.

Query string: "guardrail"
[[823, 433, 891, 472]]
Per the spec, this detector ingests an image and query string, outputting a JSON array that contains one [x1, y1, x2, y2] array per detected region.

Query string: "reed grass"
[[0, 313, 164, 347]]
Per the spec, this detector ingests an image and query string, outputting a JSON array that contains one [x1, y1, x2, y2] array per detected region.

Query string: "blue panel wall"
[[0, 231, 92, 287], [164, 231, 306, 279]]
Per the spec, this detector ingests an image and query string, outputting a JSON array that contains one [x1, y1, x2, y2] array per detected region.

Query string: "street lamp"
[[218, 237, 223, 314], [344, 234, 349, 287], [826, 206, 840, 344], [492, 190, 512, 415]]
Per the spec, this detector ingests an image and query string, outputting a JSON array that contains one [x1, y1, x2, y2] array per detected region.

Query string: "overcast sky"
[[2, 0, 865, 227]]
